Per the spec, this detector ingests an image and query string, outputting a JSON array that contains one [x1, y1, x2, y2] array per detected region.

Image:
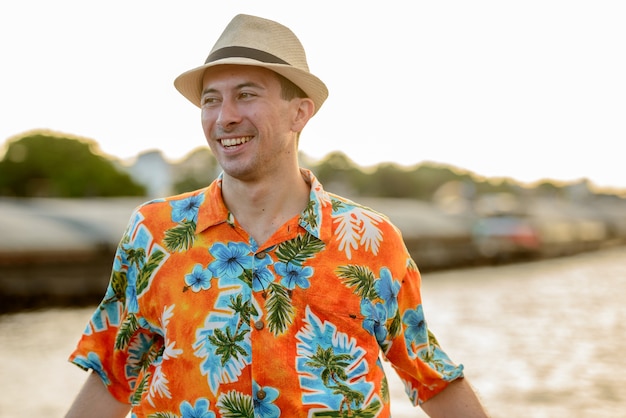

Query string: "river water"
[[1, 246, 625, 417]]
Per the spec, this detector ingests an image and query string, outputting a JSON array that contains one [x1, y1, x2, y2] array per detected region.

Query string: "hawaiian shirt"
[[69, 169, 463, 417]]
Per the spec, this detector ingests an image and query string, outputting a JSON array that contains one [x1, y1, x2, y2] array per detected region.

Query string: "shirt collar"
[[194, 169, 334, 242]]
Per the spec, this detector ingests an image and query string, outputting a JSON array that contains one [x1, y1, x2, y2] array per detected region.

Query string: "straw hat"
[[174, 14, 329, 114]]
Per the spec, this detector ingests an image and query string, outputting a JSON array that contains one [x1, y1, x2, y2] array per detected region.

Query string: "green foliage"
[[208, 326, 248, 366], [171, 147, 218, 194], [1, 131, 590, 201], [0, 132, 145, 197], [217, 391, 254, 417], [131, 374, 151, 405], [266, 282, 294, 335], [136, 250, 166, 295], [147, 413, 178, 418], [335, 265, 378, 300], [163, 221, 197, 252], [310, 151, 575, 201], [115, 313, 139, 350], [311, 153, 470, 200], [275, 232, 325, 265]]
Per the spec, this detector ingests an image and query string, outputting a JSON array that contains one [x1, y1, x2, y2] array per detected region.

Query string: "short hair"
[[275, 73, 307, 101]]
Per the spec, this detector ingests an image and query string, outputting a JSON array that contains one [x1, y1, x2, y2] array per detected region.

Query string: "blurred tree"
[[474, 177, 520, 196], [368, 163, 420, 198], [533, 180, 564, 198], [171, 147, 219, 194], [0, 131, 146, 197], [312, 151, 364, 197]]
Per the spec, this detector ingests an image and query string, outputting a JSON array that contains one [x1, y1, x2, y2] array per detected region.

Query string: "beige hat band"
[[206, 46, 289, 66]]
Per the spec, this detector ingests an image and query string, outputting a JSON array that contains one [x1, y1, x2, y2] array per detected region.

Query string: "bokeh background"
[[2, 1, 626, 417]]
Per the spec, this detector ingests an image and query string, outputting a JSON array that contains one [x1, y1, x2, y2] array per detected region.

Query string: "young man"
[[66, 14, 489, 418]]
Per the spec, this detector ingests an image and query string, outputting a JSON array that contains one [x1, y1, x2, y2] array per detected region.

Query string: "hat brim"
[[174, 58, 328, 115]]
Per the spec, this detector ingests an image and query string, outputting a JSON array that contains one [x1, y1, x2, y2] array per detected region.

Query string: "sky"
[[1, 1, 625, 191]]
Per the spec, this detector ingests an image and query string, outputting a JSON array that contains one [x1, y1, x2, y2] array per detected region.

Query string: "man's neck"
[[221, 168, 310, 245]]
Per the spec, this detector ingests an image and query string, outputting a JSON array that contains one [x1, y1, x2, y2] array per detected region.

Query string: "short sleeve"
[[384, 256, 464, 405], [68, 208, 163, 404]]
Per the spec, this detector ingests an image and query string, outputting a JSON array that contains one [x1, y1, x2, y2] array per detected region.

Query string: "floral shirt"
[[69, 169, 463, 417]]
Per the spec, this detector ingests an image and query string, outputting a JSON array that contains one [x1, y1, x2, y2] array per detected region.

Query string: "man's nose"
[[216, 99, 242, 129]]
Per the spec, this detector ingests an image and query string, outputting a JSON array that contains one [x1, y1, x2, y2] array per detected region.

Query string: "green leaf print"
[[305, 345, 377, 416], [312, 399, 382, 417], [300, 200, 319, 230], [135, 339, 164, 373], [115, 313, 139, 350], [136, 249, 166, 295], [388, 309, 402, 339], [335, 265, 378, 300], [381, 375, 390, 403], [126, 247, 146, 270], [266, 282, 294, 335], [147, 413, 178, 418], [163, 220, 196, 252], [239, 266, 253, 288], [229, 293, 258, 327], [329, 382, 365, 415], [100, 269, 128, 307], [217, 391, 254, 418], [305, 346, 352, 386], [208, 327, 248, 367], [331, 199, 345, 212], [131, 373, 151, 406], [276, 232, 325, 265]]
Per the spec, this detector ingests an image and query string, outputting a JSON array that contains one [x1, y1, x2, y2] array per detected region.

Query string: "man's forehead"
[[201, 64, 279, 89]]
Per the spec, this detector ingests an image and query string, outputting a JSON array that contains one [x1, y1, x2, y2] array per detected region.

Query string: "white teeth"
[[221, 137, 252, 147]]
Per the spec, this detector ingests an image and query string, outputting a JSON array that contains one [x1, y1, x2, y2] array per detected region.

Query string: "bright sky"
[[1, 1, 625, 191]]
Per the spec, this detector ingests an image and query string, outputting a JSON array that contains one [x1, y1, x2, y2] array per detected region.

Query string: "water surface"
[[1, 247, 624, 417]]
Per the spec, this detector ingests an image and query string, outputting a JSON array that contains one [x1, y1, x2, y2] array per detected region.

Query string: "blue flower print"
[[208, 242, 252, 281], [275, 262, 313, 290], [360, 299, 388, 346], [252, 253, 275, 291], [170, 194, 205, 223], [374, 267, 400, 318], [403, 304, 428, 354], [253, 380, 280, 418], [185, 264, 213, 292], [179, 397, 215, 418]]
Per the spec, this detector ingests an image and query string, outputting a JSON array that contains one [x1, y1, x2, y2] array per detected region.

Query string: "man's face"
[[200, 65, 303, 182]]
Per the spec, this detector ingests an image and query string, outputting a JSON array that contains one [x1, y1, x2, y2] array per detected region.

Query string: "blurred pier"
[[1, 195, 625, 312]]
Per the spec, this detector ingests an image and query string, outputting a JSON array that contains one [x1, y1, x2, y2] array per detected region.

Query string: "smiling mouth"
[[220, 136, 252, 147]]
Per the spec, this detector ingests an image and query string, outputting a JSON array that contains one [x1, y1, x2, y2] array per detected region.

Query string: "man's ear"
[[291, 97, 315, 133]]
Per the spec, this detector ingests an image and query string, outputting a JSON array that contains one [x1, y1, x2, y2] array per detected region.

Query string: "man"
[[66, 14, 489, 417]]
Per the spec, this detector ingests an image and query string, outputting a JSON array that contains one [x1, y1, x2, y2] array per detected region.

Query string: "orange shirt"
[[69, 169, 463, 417]]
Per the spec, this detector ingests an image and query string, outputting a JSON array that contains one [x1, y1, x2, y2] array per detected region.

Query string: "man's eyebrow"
[[236, 81, 264, 90], [201, 81, 265, 97], [201, 87, 218, 97]]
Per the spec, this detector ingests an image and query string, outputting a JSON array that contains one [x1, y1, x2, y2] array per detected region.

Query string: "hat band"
[[205, 46, 290, 66]]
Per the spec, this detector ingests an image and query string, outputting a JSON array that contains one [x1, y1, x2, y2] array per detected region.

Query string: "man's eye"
[[239, 92, 255, 99], [201, 96, 219, 106]]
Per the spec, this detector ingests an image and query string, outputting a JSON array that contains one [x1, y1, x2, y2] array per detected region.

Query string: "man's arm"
[[420, 378, 490, 418], [65, 371, 131, 418]]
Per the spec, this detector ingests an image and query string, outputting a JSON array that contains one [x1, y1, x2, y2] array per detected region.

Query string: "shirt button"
[[254, 320, 264, 330], [255, 251, 267, 259], [257, 389, 266, 400]]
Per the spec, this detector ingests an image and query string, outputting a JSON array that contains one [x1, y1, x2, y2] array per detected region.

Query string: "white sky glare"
[[1, 1, 625, 190]]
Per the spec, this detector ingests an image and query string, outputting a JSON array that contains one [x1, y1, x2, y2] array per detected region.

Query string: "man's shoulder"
[[326, 192, 390, 219], [135, 186, 212, 214]]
